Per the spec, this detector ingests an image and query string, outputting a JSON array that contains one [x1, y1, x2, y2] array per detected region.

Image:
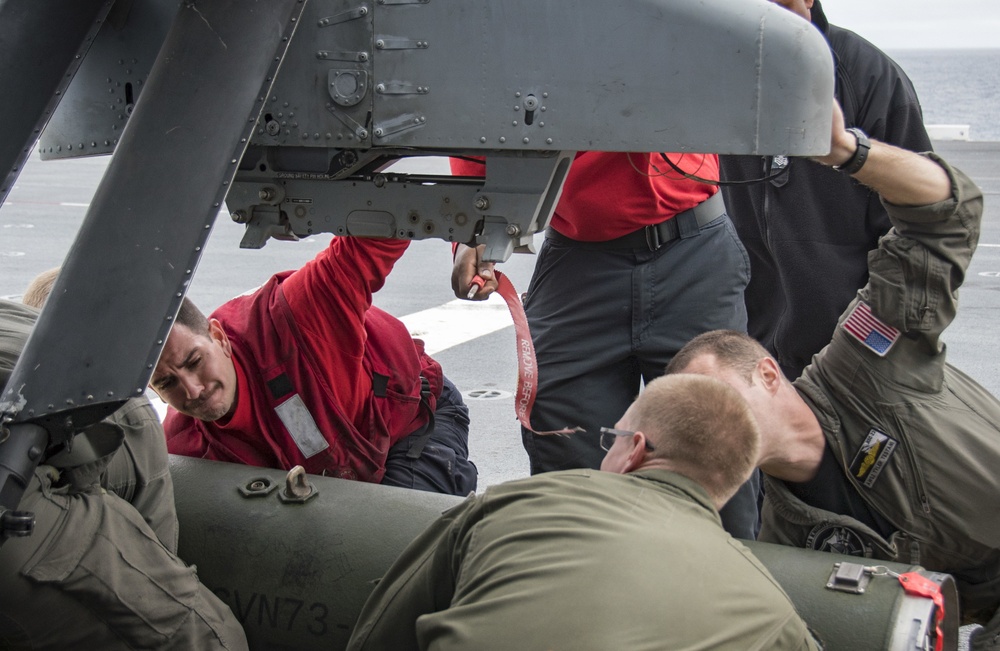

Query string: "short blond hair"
[[22, 267, 61, 309], [627, 374, 760, 506]]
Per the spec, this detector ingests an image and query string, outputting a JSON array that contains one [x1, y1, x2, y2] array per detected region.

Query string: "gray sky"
[[820, 0, 1000, 50]]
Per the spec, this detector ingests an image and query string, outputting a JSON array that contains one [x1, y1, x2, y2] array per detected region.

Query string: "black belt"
[[546, 191, 725, 251]]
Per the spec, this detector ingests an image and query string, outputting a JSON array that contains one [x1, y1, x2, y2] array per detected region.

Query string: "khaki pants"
[[0, 467, 247, 650]]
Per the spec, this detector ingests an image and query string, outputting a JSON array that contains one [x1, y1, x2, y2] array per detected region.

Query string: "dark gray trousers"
[[520, 213, 760, 539], [382, 377, 477, 496]]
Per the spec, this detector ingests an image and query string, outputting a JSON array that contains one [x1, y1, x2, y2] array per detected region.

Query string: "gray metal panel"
[[224, 0, 834, 254], [365, 0, 834, 155], [0, 0, 307, 429], [227, 149, 573, 259], [39, 0, 833, 160], [0, 0, 113, 202], [252, 0, 376, 147], [37, 0, 179, 161], [248, 0, 833, 156]]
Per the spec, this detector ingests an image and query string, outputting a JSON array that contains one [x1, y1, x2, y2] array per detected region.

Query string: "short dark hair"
[[175, 297, 210, 336], [666, 330, 773, 383], [628, 374, 760, 505]]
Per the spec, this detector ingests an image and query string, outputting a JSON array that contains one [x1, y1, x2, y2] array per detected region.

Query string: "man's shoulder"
[[0, 300, 37, 384], [482, 468, 698, 508], [827, 22, 915, 86], [487, 468, 600, 494], [477, 469, 621, 508], [827, 22, 889, 61], [107, 395, 163, 432], [209, 275, 284, 325], [162, 411, 213, 458], [202, 278, 295, 362]]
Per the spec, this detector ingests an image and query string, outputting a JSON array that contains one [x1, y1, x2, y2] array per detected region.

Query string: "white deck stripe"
[[398, 293, 513, 356], [1, 201, 90, 207]]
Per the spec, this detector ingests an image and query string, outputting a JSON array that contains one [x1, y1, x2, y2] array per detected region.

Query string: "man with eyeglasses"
[[347, 374, 819, 651], [597, 426, 656, 453]]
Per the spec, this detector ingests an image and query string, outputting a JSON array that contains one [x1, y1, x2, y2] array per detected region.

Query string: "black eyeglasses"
[[599, 427, 655, 452]]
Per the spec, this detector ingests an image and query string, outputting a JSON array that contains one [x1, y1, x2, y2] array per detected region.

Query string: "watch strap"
[[835, 127, 871, 175]]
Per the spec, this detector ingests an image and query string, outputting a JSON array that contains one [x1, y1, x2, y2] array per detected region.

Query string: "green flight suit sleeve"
[[346, 495, 480, 651], [852, 154, 983, 390], [103, 397, 180, 552]]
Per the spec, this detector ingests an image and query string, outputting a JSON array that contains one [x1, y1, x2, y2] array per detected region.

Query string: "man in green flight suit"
[[346, 373, 820, 651], [0, 297, 247, 650], [668, 101, 1000, 650]]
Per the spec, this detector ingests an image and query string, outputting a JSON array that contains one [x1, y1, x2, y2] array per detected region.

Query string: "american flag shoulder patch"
[[842, 301, 900, 356]]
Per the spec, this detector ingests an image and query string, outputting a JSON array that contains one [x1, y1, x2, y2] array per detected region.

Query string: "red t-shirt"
[[450, 151, 719, 241]]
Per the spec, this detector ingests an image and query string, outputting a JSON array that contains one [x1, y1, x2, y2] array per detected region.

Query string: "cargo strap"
[[404, 376, 435, 460], [494, 271, 582, 437]]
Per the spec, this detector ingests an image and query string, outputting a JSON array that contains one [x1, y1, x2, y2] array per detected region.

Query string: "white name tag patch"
[[274, 394, 329, 459]]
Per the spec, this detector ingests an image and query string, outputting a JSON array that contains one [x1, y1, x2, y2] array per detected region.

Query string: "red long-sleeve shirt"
[[164, 237, 441, 482]]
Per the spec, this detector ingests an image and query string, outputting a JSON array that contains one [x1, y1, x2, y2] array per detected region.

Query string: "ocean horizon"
[[887, 48, 1000, 142]]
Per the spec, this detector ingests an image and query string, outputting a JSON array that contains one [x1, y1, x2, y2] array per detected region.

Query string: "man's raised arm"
[[813, 101, 950, 206], [809, 100, 984, 374]]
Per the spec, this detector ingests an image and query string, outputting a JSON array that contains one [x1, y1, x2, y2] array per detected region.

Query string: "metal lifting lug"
[[279, 465, 318, 503]]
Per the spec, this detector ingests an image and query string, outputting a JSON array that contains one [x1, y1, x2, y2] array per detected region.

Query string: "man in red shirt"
[[452, 151, 758, 537], [152, 235, 476, 495]]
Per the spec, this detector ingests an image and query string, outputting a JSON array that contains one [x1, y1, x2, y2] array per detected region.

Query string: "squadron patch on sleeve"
[[842, 301, 900, 356], [806, 523, 873, 557], [849, 428, 898, 488]]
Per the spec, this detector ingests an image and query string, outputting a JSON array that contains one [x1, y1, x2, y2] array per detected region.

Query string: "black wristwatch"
[[834, 127, 870, 175]]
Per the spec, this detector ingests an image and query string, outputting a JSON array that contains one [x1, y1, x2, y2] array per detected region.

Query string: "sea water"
[[889, 48, 1000, 141]]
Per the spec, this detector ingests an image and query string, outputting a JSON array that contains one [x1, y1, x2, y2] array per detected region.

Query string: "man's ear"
[[755, 357, 784, 394], [208, 319, 232, 357], [623, 431, 650, 473]]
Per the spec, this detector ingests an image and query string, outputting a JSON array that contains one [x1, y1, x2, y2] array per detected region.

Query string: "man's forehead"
[[158, 325, 206, 364]]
